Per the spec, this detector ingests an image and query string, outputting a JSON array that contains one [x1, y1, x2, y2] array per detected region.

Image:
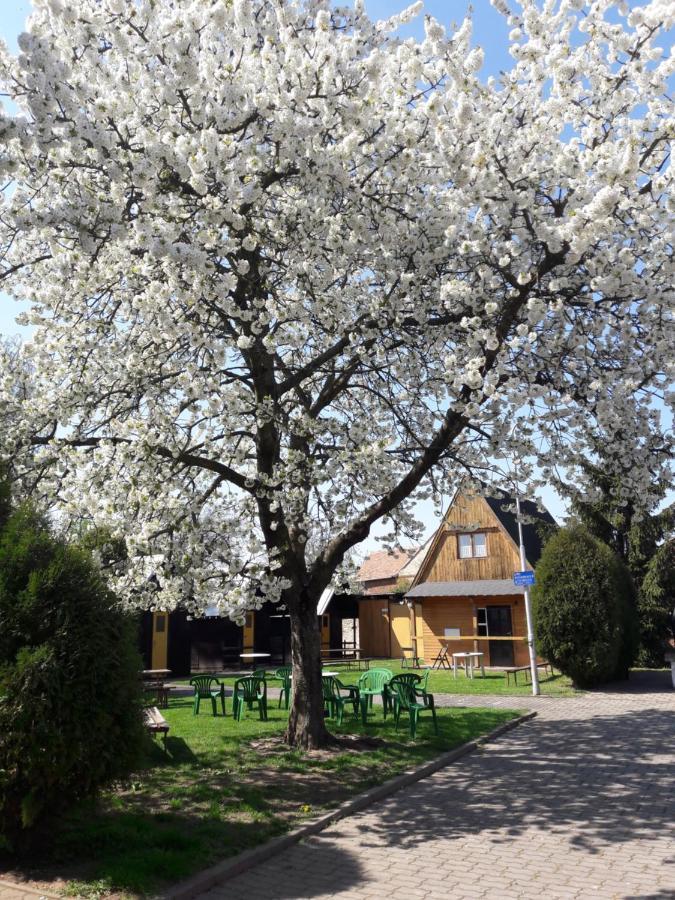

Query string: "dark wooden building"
[[139, 592, 359, 676]]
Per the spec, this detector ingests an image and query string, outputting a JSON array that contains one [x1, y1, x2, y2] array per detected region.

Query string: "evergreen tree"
[[636, 541, 675, 668], [0, 505, 145, 847], [533, 525, 639, 688]]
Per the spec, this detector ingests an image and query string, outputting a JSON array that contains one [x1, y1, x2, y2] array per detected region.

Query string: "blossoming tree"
[[0, 0, 672, 746]]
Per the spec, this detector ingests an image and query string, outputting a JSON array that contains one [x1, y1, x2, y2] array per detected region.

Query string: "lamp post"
[[515, 492, 540, 696]]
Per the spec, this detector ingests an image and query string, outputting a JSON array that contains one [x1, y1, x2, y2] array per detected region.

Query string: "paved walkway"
[[199, 672, 675, 900]]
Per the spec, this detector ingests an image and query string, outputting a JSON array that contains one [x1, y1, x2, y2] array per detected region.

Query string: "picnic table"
[[142, 669, 172, 708], [324, 656, 372, 671], [321, 647, 362, 657], [452, 652, 485, 679]]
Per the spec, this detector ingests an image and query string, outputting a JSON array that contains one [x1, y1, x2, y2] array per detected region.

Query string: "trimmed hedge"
[[532, 525, 638, 688], [0, 506, 145, 848]]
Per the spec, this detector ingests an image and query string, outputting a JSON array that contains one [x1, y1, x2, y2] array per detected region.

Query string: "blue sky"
[[0, 1, 670, 546]]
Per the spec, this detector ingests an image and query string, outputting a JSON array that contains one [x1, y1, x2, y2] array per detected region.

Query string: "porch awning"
[[406, 579, 521, 598]]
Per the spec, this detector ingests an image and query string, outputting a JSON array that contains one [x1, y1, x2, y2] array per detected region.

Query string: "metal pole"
[[516, 493, 540, 696]]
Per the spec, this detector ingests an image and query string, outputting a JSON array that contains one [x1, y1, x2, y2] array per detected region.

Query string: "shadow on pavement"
[[223, 688, 674, 899]]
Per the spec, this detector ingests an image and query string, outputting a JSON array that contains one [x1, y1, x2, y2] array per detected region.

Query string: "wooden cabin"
[[356, 547, 421, 659], [139, 591, 359, 676], [357, 489, 556, 667]]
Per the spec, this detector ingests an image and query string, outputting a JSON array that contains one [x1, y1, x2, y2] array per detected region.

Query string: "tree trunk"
[[285, 590, 330, 749]]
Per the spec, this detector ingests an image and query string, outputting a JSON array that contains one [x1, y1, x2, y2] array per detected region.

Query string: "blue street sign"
[[513, 570, 535, 586]]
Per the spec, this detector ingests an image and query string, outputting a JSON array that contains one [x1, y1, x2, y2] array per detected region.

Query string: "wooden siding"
[[358, 598, 390, 658], [416, 494, 521, 584], [390, 604, 413, 659], [419, 596, 533, 667]]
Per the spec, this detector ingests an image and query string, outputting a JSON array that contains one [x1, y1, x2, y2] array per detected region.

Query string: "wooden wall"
[[418, 596, 532, 667], [416, 494, 521, 584], [358, 598, 391, 658]]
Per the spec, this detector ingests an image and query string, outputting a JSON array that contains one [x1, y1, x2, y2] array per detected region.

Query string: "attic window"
[[458, 533, 488, 558]]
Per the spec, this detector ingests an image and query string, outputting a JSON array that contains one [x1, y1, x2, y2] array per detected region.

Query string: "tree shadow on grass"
[[0, 806, 300, 897]]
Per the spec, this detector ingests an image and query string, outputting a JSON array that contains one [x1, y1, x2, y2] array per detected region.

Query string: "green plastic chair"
[[322, 676, 360, 725], [233, 676, 268, 721], [189, 675, 226, 716], [245, 669, 269, 709], [389, 679, 438, 739], [274, 666, 292, 709], [357, 668, 393, 725], [390, 672, 432, 708]]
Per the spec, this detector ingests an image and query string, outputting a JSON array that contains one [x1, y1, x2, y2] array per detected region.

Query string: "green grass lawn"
[[366, 660, 578, 696], [176, 660, 577, 697], [12, 696, 520, 898]]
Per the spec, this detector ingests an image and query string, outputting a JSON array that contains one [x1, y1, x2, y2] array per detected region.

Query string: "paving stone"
[[191, 672, 674, 900]]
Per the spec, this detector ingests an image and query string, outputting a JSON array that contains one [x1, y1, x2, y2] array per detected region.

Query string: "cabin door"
[[151, 612, 168, 670], [486, 605, 514, 667]]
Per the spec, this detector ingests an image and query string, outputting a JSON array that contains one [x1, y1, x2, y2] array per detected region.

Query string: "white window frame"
[[457, 532, 488, 558]]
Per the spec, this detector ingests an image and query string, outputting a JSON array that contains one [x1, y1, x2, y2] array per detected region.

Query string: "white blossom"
[[0, 0, 671, 621]]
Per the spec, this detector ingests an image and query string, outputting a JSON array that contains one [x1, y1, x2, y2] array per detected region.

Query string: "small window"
[[477, 608, 488, 637], [457, 533, 488, 558], [458, 534, 473, 558], [444, 627, 461, 638]]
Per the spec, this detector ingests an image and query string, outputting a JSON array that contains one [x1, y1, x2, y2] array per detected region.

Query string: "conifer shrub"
[[0, 506, 144, 848], [532, 525, 638, 688], [636, 540, 675, 668]]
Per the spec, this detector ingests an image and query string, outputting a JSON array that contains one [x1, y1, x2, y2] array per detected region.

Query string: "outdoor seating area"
[[178, 663, 440, 739]]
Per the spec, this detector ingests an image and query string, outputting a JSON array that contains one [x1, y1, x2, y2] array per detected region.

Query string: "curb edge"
[[163, 709, 537, 900]]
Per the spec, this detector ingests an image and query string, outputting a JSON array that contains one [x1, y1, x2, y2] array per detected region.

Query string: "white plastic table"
[[452, 651, 485, 679], [290, 671, 339, 679], [239, 652, 271, 661]]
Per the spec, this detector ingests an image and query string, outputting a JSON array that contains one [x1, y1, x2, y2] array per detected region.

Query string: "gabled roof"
[[484, 495, 557, 566], [398, 535, 434, 579], [356, 548, 417, 583]]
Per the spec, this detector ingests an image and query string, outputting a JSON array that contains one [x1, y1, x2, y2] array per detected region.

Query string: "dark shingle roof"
[[407, 579, 520, 598], [484, 494, 557, 566]]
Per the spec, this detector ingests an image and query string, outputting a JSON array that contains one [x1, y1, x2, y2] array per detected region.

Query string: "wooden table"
[[141, 669, 172, 709], [452, 652, 485, 679]]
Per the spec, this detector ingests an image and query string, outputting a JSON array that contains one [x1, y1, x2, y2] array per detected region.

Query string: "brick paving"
[[198, 671, 675, 900], [0, 881, 57, 900]]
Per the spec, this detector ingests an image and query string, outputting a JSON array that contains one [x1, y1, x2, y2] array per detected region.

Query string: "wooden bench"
[[504, 662, 554, 685], [503, 665, 531, 685], [143, 706, 169, 748]]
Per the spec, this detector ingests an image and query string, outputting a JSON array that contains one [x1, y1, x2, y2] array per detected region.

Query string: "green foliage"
[[0, 506, 145, 847], [636, 541, 675, 668], [561, 456, 673, 664], [532, 525, 639, 688], [19, 697, 516, 896], [0, 478, 10, 530]]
